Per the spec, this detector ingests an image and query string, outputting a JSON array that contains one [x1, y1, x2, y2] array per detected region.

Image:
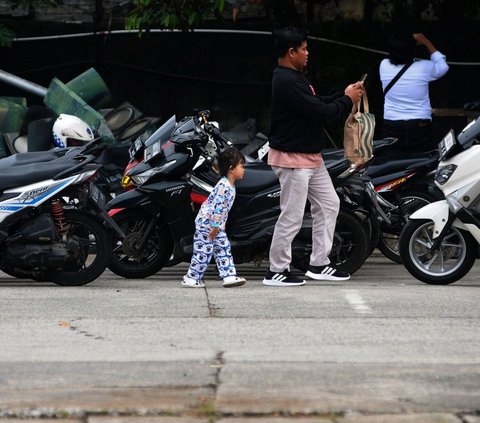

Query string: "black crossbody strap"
[[383, 61, 413, 96]]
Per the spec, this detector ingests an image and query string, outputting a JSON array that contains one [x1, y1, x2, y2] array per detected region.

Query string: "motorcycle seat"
[[0, 160, 80, 191], [236, 162, 279, 193], [0, 150, 64, 168], [325, 157, 351, 178], [366, 151, 438, 178]]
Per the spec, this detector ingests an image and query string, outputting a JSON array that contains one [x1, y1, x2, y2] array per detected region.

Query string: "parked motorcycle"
[[315, 139, 442, 263], [0, 150, 113, 285], [399, 115, 480, 284], [106, 111, 371, 279], [366, 149, 442, 263], [0, 140, 130, 197]]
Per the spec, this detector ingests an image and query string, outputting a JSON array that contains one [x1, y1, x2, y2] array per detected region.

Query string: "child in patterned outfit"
[[182, 147, 247, 288]]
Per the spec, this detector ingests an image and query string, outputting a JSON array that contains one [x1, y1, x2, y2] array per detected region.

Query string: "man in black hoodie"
[[262, 27, 364, 287]]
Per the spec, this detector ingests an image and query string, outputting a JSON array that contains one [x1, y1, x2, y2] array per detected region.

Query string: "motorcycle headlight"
[[131, 174, 150, 185], [435, 164, 457, 185], [131, 168, 156, 185]]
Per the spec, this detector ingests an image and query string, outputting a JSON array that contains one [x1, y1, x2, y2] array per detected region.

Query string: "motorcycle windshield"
[[172, 116, 196, 138], [144, 115, 176, 148], [144, 115, 177, 163], [457, 116, 480, 149]]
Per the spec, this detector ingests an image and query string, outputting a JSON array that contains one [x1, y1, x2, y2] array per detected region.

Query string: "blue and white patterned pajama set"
[[186, 176, 237, 282]]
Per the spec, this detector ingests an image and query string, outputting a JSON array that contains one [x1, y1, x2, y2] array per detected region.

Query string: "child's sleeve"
[[210, 183, 234, 229]]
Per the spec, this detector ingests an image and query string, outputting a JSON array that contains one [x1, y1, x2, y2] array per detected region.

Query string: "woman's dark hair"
[[273, 27, 308, 58], [218, 146, 245, 177], [388, 30, 416, 65]]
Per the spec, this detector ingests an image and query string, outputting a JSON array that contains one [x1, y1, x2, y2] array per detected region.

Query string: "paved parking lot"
[[0, 256, 479, 422]]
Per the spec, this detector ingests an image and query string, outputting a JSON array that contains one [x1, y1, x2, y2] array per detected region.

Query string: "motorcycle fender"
[[409, 200, 449, 222], [409, 200, 468, 238], [106, 189, 147, 211]]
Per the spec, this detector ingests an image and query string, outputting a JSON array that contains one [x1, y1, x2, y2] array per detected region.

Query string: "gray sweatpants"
[[269, 164, 340, 272]]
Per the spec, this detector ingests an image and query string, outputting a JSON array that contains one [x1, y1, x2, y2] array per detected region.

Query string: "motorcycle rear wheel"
[[399, 219, 477, 284], [291, 209, 370, 275], [108, 209, 173, 279], [378, 190, 436, 263], [49, 210, 112, 286]]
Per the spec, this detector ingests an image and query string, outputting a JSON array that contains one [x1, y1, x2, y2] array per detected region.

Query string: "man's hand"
[[413, 33, 437, 54], [345, 82, 364, 103]]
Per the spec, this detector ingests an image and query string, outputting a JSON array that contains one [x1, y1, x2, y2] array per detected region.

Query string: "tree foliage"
[[126, 0, 225, 32]]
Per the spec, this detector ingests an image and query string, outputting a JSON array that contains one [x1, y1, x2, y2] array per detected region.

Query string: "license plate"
[[257, 141, 270, 160], [438, 129, 455, 160], [129, 137, 143, 159], [145, 140, 161, 163]]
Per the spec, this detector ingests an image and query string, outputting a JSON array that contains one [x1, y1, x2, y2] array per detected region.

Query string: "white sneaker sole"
[[262, 279, 306, 287], [223, 280, 246, 288], [305, 271, 350, 281], [181, 281, 205, 288]]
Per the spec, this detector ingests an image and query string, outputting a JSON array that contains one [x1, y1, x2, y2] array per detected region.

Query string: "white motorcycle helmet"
[[52, 113, 95, 148]]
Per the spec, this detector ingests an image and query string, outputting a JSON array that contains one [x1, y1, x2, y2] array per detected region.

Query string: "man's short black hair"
[[218, 146, 245, 177], [273, 27, 308, 58], [388, 30, 416, 65]]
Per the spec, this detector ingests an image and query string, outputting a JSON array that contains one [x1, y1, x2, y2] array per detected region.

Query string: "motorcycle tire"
[[49, 210, 112, 286], [291, 209, 370, 275], [399, 219, 477, 285], [108, 209, 173, 279], [378, 190, 436, 264], [365, 212, 381, 257]]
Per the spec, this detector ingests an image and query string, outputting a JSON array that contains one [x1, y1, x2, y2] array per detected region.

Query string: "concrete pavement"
[[0, 256, 479, 422]]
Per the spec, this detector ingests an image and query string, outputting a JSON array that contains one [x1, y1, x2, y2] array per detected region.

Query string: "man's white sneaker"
[[223, 276, 246, 287], [305, 265, 350, 281], [182, 276, 206, 288], [262, 270, 306, 286]]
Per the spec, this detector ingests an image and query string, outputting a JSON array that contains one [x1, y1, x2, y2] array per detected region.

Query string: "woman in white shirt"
[[380, 32, 449, 152]]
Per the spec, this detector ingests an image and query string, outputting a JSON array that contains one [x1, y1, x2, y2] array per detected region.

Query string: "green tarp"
[[44, 77, 115, 143]]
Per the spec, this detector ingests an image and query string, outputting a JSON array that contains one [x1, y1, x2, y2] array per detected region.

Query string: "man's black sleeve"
[[288, 80, 353, 123]]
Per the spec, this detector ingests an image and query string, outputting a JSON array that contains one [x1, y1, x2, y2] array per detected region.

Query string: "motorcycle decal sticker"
[[165, 185, 185, 196], [268, 191, 281, 198], [18, 185, 51, 203], [375, 173, 415, 193], [0, 205, 22, 212], [5, 178, 73, 205]]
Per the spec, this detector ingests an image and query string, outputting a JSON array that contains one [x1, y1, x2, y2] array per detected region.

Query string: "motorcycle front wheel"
[[378, 190, 436, 264], [108, 209, 173, 279], [291, 209, 370, 275], [399, 219, 477, 285], [49, 210, 112, 286]]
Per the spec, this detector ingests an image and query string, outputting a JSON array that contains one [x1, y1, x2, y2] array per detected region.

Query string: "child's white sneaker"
[[223, 276, 246, 288], [182, 276, 205, 288]]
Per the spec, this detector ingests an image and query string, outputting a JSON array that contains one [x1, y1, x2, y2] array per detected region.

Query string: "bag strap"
[[383, 61, 413, 96], [352, 89, 370, 114]]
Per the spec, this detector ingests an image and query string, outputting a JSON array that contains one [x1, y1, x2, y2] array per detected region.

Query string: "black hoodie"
[[269, 66, 353, 154]]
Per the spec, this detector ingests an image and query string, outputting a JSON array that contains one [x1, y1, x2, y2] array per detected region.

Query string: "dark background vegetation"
[[0, 0, 479, 145]]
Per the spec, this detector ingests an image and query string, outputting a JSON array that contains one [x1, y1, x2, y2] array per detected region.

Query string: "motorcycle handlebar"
[[203, 123, 233, 148]]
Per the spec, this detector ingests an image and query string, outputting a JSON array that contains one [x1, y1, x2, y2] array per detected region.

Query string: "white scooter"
[[399, 115, 480, 284]]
